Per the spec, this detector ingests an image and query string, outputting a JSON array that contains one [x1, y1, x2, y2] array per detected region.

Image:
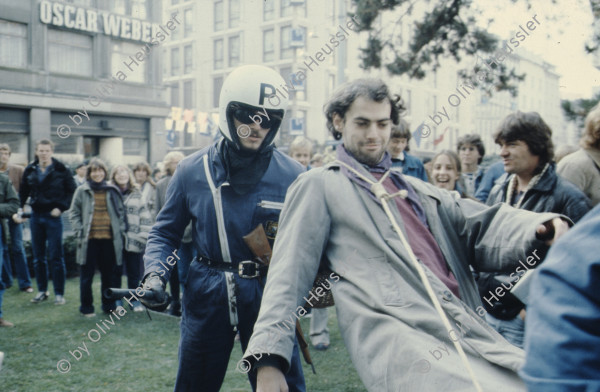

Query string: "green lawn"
[[1, 275, 364, 391]]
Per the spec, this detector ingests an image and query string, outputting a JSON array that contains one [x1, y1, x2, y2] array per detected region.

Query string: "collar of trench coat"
[[325, 158, 484, 310]]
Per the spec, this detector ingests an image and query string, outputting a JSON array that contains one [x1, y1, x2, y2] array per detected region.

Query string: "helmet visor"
[[228, 102, 284, 130]]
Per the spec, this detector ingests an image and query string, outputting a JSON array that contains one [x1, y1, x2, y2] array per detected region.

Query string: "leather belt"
[[198, 256, 268, 279]]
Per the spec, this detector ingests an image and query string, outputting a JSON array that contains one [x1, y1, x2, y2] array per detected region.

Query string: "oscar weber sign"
[[39, 0, 160, 44]]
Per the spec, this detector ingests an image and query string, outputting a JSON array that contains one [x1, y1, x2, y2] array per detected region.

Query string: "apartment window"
[[229, 36, 240, 67], [171, 47, 180, 75], [184, 9, 193, 37], [0, 20, 27, 68], [171, 83, 180, 106], [280, 26, 292, 59], [281, 0, 293, 17], [112, 41, 146, 82], [111, 0, 126, 14], [263, 29, 274, 62], [263, 0, 275, 21], [183, 80, 194, 109], [214, 0, 224, 31], [172, 11, 182, 40], [405, 89, 412, 115], [214, 39, 223, 69], [49, 29, 92, 77], [184, 45, 193, 74], [131, 0, 147, 19], [171, 0, 179, 4], [229, 0, 240, 28], [213, 76, 224, 107]]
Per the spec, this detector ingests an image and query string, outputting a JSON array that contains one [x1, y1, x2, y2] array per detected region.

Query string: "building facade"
[[0, 0, 169, 168]]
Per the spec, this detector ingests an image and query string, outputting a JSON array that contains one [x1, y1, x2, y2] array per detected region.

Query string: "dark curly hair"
[[324, 78, 405, 140], [494, 111, 554, 173]]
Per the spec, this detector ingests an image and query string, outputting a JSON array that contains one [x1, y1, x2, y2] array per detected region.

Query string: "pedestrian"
[[429, 150, 467, 197], [20, 139, 77, 305], [73, 162, 87, 187], [388, 119, 428, 181], [521, 204, 600, 391], [0, 143, 32, 292], [481, 111, 592, 348], [132, 161, 156, 216], [288, 137, 313, 169], [154, 151, 195, 316], [110, 164, 151, 312], [557, 104, 600, 206], [139, 65, 306, 391], [457, 134, 485, 197], [0, 172, 19, 327], [243, 78, 569, 392], [69, 158, 126, 316]]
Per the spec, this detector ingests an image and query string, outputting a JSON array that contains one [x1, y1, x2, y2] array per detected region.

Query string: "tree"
[[351, 0, 595, 97], [561, 92, 600, 132]]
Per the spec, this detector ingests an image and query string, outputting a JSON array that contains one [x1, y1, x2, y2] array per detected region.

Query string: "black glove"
[[139, 272, 169, 311]]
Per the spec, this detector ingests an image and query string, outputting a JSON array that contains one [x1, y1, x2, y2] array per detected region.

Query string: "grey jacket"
[[244, 161, 560, 392], [69, 182, 126, 266]]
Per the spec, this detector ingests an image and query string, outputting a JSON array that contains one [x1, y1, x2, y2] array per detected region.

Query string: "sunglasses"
[[230, 103, 283, 129]]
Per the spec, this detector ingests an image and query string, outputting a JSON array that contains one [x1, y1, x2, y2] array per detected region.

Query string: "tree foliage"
[[350, 0, 593, 97], [561, 92, 600, 130]]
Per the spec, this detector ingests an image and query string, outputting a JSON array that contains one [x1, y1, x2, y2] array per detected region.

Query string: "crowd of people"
[[1, 63, 599, 391], [0, 141, 193, 325]]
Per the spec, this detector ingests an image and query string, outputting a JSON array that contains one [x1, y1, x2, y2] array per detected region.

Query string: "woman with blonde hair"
[[110, 164, 154, 312], [430, 150, 467, 197], [69, 158, 126, 316]]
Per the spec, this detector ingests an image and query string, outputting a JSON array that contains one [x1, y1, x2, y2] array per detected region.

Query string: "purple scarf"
[[336, 145, 429, 227]]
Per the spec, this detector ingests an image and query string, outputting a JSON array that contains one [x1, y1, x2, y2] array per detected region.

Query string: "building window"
[[281, 0, 304, 17], [280, 26, 292, 59], [263, 29, 274, 62], [214, 39, 223, 69], [112, 41, 147, 82], [123, 138, 147, 156], [171, 83, 180, 106], [171, 0, 179, 4], [131, 0, 147, 19], [264, 0, 275, 20], [49, 29, 92, 77], [171, 47, 180, 75], [184, 45, 193, 74], [229, 0, 240, 28], [281, 0, 292, 17], [213, 76, 224, 108], [184, 9, 193, 38], [228, 35, 240, 67], [0, 20, 27, 68], [214, 0, 224, 31], [172, 11, 182, 40], [184, 80, 194, 109]]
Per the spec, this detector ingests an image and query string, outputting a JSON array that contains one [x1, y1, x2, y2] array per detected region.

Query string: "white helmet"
[[219, 65, 288, 149]]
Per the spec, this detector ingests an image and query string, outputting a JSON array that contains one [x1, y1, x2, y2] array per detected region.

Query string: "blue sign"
[[166, 129, 175, 147], [290, 118, 305, 136]]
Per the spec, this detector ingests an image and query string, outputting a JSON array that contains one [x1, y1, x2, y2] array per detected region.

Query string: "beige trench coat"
[[244, 160, 560, 392]]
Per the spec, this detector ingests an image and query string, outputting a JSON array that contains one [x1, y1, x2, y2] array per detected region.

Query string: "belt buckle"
[[238, 260, 260, 278]]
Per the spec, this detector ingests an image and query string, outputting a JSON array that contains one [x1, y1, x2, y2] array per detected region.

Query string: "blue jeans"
[[30, 212, 66, 295], [1, 220, 32, 289], [485, 312, 525, 349], [0, 224, 5, 318]]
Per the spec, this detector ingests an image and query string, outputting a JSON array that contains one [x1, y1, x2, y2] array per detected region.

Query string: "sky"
[[475, 0, 600, 99]]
